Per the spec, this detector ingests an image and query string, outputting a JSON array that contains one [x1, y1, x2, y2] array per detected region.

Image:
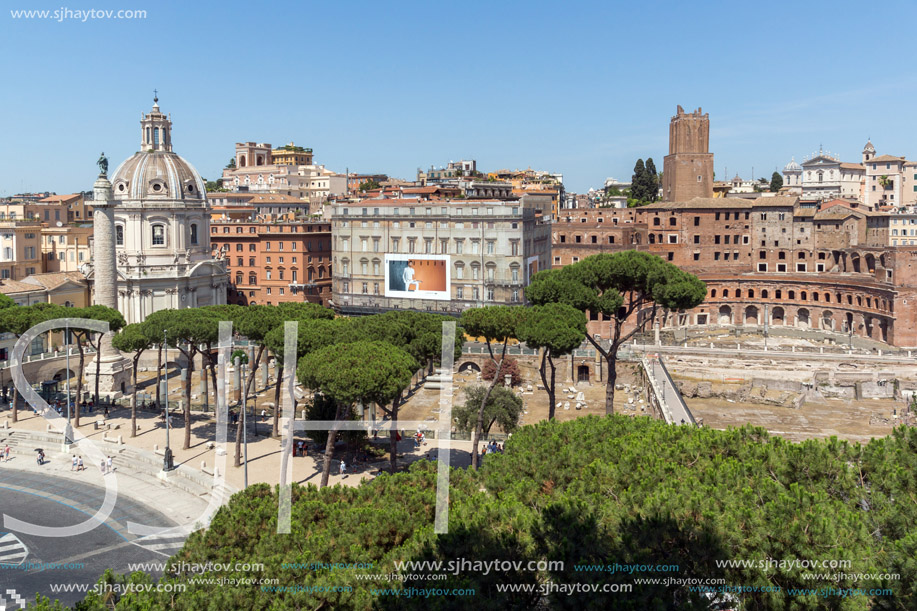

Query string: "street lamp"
[[162, 329, 174, 472], [238, 356, 249, 488], [64, 321, 73, 445]]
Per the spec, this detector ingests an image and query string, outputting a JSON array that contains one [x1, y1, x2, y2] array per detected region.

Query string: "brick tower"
[[662, 106, 714, 202]]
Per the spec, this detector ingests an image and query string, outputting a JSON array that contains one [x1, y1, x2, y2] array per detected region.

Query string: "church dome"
[[863, 140, 876, 154], [784, 157, 802, 172], [110, 98, 207, 204], [111, 151, 206, 202]]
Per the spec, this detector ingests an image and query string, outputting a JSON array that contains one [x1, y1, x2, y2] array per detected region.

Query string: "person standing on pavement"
[[71, 455, 77, 471], [3, 445, 10, 462], [107, 456, 113, 473], [77, 456, 84, 471], [340, 460, 346, 476]]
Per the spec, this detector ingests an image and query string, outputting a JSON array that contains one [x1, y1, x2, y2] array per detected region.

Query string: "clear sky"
[[3, 0, 917, 195]]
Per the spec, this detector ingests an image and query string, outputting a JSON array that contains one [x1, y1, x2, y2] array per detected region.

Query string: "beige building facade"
[[330, 198, 551, 315]]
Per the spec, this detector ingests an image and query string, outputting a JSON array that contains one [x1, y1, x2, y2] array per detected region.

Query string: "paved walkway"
[[1, 402, 476, 493]]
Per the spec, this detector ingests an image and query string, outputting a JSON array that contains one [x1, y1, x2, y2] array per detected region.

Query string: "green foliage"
[[526, 252, 706, 412], [53, 419, 917, 610], [630, 157, 659, 204], [517, 303, 586, 358], [0, 293, 15, 310], [460, 306, 525, 345], [297, 340, 416, 407], [770, 171, 784, 193], [111, 323, 155, 354], [455, 384, 524, 437], [358, 179, 381, 192], [231, 349, 249, 365]]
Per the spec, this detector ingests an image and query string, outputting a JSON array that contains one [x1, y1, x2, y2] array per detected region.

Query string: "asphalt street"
[[0, 470, 177, 607]]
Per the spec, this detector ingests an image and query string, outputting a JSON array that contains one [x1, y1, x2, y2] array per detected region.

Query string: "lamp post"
[[162, 329, 173, 472], [238, 357, 248, 488], [64, 321, 73, 446]]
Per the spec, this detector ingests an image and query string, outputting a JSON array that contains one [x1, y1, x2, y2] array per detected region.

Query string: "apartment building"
[[330, 198, 551, 315], [210, 219, 332, 307]]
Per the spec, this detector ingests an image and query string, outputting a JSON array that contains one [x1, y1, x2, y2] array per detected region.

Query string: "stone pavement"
[[0, 403, 476, 495]]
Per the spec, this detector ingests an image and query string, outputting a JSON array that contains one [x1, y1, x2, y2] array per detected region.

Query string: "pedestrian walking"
[[107, 456, 113, 473], [77, 456, 84, 471], [4, 445, 10, 462], [339, 460, 346, 476], [71, 455, 77, 471], [100, 459, 107, 474], [261, 409, 266, 421]]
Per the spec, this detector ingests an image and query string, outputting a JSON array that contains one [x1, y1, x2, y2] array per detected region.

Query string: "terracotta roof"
[[814, 205, 861, 221], [642, 195, 798, 210], [839, 162, 865, 170], [793, 207, 816, 217], [0, 279, 44, 295], [868, 154, 906, 164], [38, 194, 81, 204], [22, 271, 87, 291]]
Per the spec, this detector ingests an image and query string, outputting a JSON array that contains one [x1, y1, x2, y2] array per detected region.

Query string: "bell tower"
[[140, 92, 172, 152], [662, 106, 714, 202]]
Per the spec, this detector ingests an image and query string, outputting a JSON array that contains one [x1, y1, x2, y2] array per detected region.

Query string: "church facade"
[[90, 99, 228, 323]]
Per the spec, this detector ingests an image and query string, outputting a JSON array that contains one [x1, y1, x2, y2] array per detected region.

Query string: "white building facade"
[[96, 100, 228, 324]]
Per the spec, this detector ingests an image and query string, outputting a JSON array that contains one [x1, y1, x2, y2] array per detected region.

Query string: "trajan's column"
[[87, 153, 133, 398]]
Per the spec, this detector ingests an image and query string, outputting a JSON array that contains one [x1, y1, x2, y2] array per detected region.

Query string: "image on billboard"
[[384, 254, 451, 300]]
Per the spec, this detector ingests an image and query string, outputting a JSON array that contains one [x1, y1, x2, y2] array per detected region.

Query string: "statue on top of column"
[[97, 152, 108, 177]]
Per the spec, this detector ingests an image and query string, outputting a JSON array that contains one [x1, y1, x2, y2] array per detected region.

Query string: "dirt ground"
[[685, 395, 901, 444]]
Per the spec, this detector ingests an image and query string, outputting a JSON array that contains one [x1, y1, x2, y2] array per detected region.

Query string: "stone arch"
[[761, 289, 769, 298], [718, 305, 732, 325], [239, 154, 247, 167], [851, 253, 861, 274], [771, 306, 785, 325], [880, 253, 888, 268], [821, 310, 835, 331], [458, 361, 481, 373], [796, 308, 811, 330], [865, 254, 876, 273], [710, 288, 717, 298], [880, 319, 889, 343], [744, 305, 759, 326]]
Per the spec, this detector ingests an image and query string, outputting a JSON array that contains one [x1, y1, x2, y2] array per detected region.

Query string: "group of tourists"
[[480, 440, 504, 458]]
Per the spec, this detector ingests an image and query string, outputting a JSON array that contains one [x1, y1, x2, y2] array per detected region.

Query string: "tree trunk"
[[389, 397, 400, 474], [130, 354, 140, 437], [244, 345, 265, 404], [605, 351, 617, 416], [155, 343, 163, 408], [541, 349, 559, 421], [74, 341, 85, 428], [93, 336, 101, 406], [183, 352, 193, 450], [234, 377, 244, 467], [320, 401, 345, 488], [272, 370, 282, 438], [471, 342, 507, 469]]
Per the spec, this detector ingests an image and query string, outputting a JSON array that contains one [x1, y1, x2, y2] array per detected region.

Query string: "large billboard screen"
[[384, 254, 451, 300]]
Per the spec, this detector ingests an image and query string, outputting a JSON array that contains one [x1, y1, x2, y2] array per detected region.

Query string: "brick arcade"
[[553, 106, 917, 348]]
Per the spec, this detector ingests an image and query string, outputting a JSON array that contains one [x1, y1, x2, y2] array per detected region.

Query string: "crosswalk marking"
[[0, 534, 27, 566], [131, 531, 187, 557]]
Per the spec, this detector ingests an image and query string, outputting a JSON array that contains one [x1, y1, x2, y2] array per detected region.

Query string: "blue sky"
[[3, 0, 917, 195]]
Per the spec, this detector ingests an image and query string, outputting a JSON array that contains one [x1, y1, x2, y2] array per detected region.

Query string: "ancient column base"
[[86, 354, 134, 400]]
